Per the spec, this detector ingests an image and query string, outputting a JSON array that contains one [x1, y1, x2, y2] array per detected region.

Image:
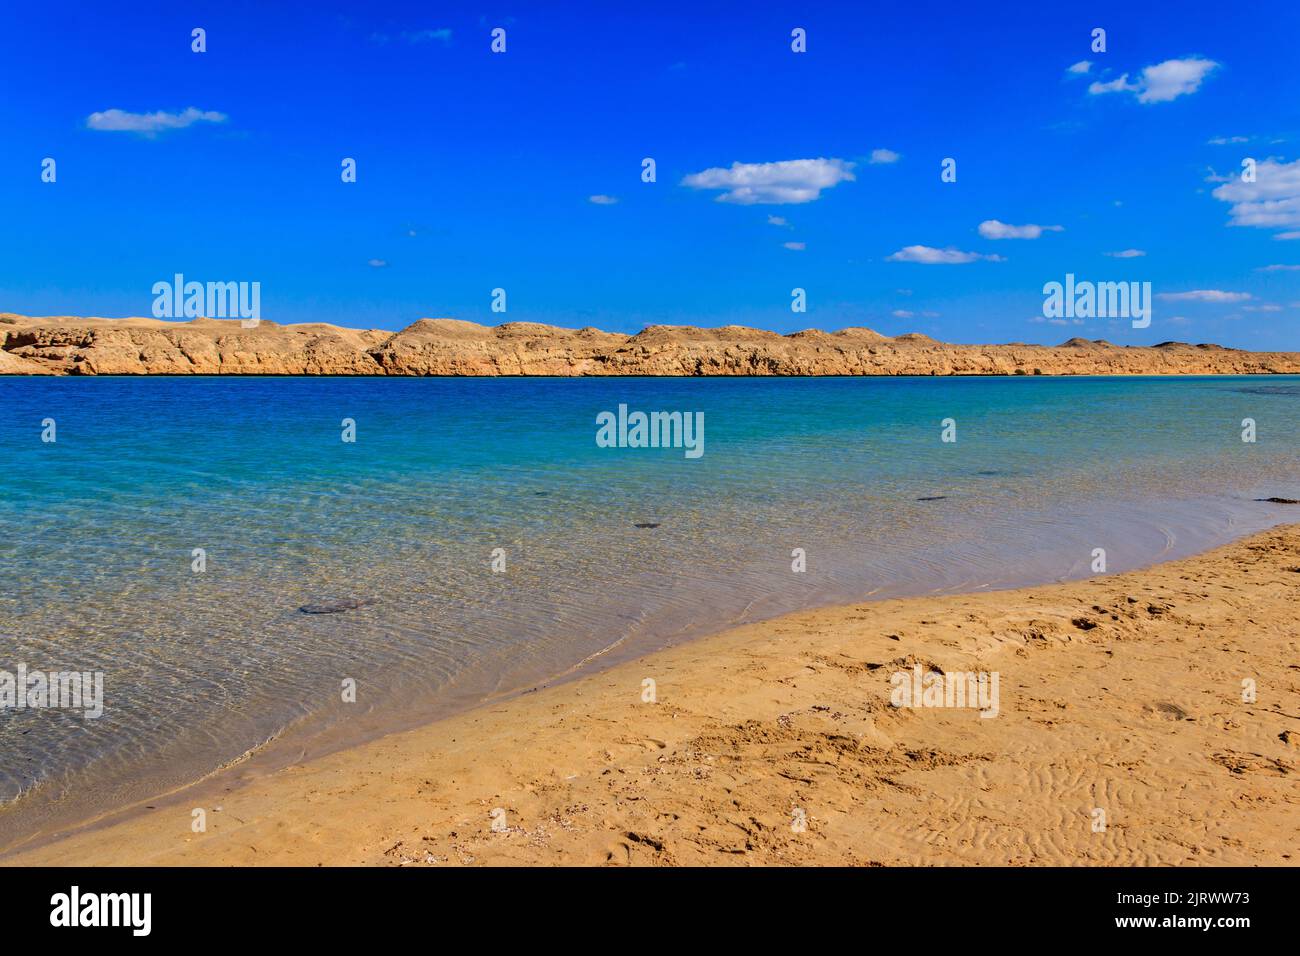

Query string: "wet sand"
[[6, 524, 1298, 866]]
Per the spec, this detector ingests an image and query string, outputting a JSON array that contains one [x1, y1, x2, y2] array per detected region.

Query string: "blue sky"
[[2, 0, 1299, 349]]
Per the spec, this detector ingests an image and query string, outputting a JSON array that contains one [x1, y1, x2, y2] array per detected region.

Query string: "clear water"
[[1, 375, 1297, 851]]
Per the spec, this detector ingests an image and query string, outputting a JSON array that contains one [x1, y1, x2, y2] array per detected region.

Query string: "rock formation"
[[3, 313, 1297, 376]]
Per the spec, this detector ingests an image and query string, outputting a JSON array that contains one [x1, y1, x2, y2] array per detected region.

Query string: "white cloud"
[[891, 309, 914, 318], [978, 219, 1063, 240], [368, 259, 388, 268], [1088, 75, 1139, 96], [1209, 135, 1249, 145], [1257, 264, 1300, 271], [589, 194, 619, 205], [1088, 57, 1218, 104], [1156, 290, 1251, 303], [371, 28, 453, 45], [783, 241, 806, 251], [682, 158, 855, 204], [869, 148, 901, 164], [1067, 60, 1092, 75], [767, 215, 789, 226], [404, 28, 452, 44], [1242, 304, 1283, 311], [1137, 58, 1219, 103], [1104, 249, 1146, 258], [86, 107, 227, 134], [1211, 158, 1300, 233], [1277, 231, 1300, 240], [886, 245, 1005, 264]]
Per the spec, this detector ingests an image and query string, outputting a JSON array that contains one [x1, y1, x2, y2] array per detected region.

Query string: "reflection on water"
[[0, 375, 1297, 849]]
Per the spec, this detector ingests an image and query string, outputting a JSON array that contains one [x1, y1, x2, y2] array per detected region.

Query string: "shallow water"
[[1, 374, 1297, 849]]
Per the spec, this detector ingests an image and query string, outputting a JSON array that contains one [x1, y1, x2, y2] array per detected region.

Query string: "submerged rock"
[[1257, 497, 1300, 504], [634, 522, 661, 529], [299, 598, 378, 614]]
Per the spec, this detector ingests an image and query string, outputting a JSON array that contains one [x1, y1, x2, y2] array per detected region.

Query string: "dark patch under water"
[[1230, 385, 1300, 396], [299, 598, 378, 614]]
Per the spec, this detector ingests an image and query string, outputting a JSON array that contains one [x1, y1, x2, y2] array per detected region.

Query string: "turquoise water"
[[1, 375, 1297, 849]]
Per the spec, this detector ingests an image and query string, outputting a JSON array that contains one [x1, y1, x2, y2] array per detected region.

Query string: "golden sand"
[[7, 525, 1298, 866]]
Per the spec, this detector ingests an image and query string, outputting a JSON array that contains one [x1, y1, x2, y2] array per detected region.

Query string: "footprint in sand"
[[1144, 701, 1191, 721]]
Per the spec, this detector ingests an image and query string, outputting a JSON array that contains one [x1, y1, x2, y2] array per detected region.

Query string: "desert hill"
[[2, 313, 1296, 376]]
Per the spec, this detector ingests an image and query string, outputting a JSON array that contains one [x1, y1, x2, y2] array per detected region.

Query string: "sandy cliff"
[[2, 313, 1298, 376]]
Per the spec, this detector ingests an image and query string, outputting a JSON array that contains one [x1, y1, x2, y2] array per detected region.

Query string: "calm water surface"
[[1, 375, 1296, 849]]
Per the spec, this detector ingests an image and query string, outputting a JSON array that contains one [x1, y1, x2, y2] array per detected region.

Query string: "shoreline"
[[1, 490, 1289, 857], [6, 522, 1297, 867]]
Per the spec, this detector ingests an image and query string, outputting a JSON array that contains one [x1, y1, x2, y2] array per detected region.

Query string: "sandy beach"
[[6, 523, 1298, 867]]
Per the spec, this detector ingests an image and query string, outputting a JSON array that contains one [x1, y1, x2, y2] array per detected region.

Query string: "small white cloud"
[[1137, 57, 1219, 103], [783, 241, 806, 251], [403, 28, 452, 44], [869, 148, 901, 164], [767, 215, 789, 226], [1277, 231, 1300, 240], [1156, 290, 1251, 302], [886, 245, 1004, 264], [1088, 57, 1218, 104], [1209, 135, 1249, 145], [368, 259, 388, 268], [682, 158, 855, 204], [1212, 158, 1300, 234], [1257, 264, 1300, 271], [1088, 75, 1139, 96], [1104, 249, 1147, 258], [1067, 60, 1092, 75], [589, 194, 619, 205], [978, 219, 1063, 240], [86, 107, 227, 135], [1242, 303, 1283, 311], [891, 309, 914, 318]]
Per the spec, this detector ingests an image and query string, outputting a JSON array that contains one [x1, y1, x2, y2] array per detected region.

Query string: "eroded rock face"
[[2, 313, 1298, 376], [0, 316, 389, 375]]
